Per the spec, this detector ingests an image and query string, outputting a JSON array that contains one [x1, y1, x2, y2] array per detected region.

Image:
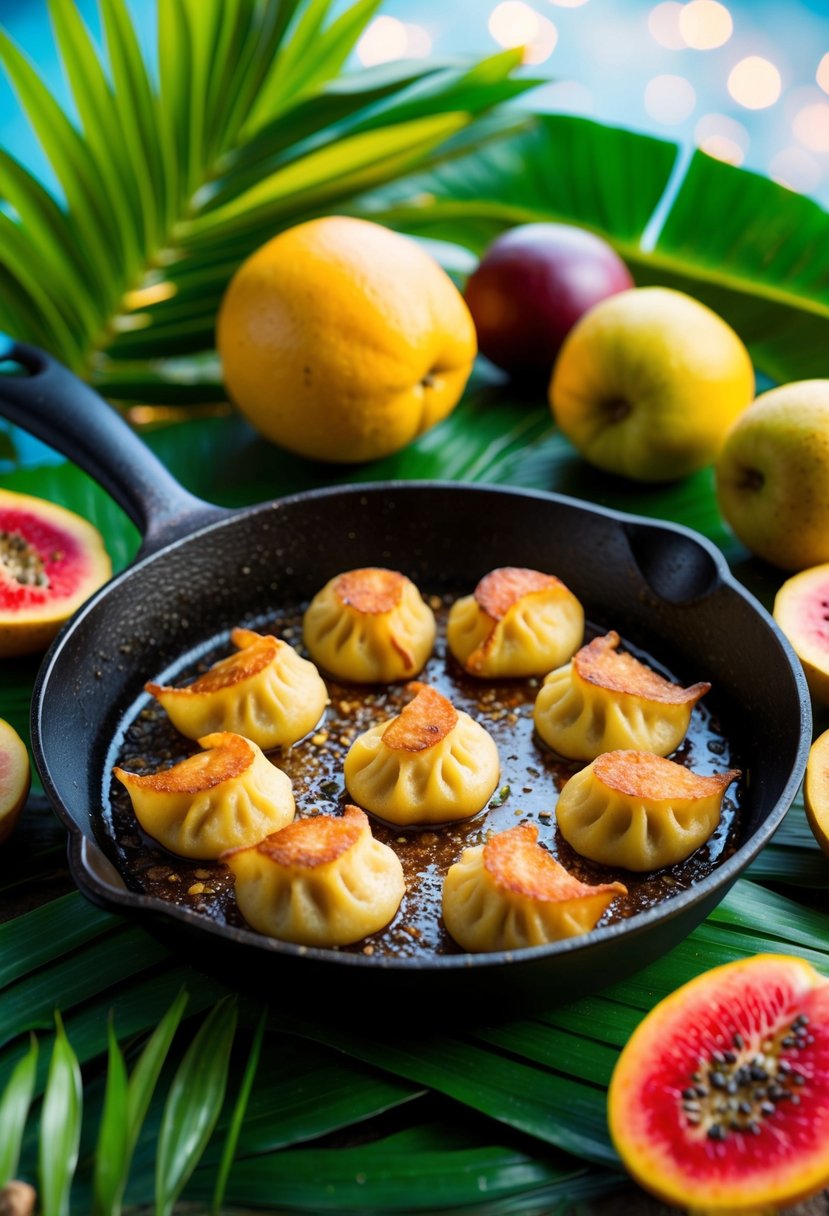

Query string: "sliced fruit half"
[[0, 488, 111, 658], [0, 719, 30, 845], [773, 563, 829, 705], [609, 954, 829, 1214], [804, 728, 829, 859]]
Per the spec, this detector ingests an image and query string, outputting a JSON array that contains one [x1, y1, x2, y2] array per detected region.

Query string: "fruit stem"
[[603, 396, 632, 424]]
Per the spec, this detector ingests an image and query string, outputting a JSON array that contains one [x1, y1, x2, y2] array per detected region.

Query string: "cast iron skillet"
[[0, 342, 812, 1014]]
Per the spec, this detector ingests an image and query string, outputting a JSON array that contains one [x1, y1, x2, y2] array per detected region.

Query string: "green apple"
[[716, 381, 829, 571], [549, 287, 755, 482]]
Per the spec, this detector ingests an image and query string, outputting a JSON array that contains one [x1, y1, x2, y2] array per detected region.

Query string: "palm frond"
[[0, 0, 532, 392]]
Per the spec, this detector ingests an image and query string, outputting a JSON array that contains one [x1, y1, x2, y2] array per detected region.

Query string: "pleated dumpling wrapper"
[[223, 805, 405, 946], [534, 632, 710, 761], [447, 566, 584, 678], [443, 823, 627, 953], [556, 750, 740, 872], [146, 627, 327, 750], [344, 682, 499, 827], [303, 567, 435, 683], [113, 731, 295, 860]]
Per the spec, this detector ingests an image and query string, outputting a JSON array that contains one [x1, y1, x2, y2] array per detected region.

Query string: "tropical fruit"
[[217, 216, 477, 463], [0, 489, 112, 657], [463, 222, 633, 377], [609, 954, 829, 1214], [550, 287, 755, 481], [0, 719, 30, 845], [804, 728, 829, 858], [716, 381, 829, 571], [773, 563, 829, 704]]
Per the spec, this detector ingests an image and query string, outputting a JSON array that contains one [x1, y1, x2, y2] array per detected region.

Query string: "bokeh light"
[[727, 57, 782, 109], [792, 102, 829, 152], [488, 1, 540, 48], [356, 16, 409, 65], [679, 1, 733, 50], [524, 16, 559, 63], [645, 75, 697, 124], [403, 24, 433, 58], [648, 2, 686, 51], [770, 146, 822, 193], [818, 52, 829, 95], [546, 0, 588, 7], [695, 112, 749, 163]]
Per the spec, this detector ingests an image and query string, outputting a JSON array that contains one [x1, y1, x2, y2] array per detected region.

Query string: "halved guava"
[[804, 728, 829, 859], [0, 488, 111, 658], [609, 954, 829, 1214], [0, 719, 30, 845], [773, 564, 829, 706]]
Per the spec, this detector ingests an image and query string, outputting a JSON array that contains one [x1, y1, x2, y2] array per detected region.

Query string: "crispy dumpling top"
[[447, 566, 584, 678], [574, 632, 710, 705], [555, 749, 740, 872], [442, 823, 627, 953], [112, 731, 295, 860], [146, 628, 328, 750], [224, 805, 405, 947], [344, 682, 499, 826], [534, 632, 710, 761], [303, 567, 435, 683]]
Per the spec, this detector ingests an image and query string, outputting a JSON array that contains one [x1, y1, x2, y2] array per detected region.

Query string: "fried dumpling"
[[534, 632, 710, 761], [446, 567, 584, 678], [303, 567, 435, 683], [344, 682, 499, 826], [556, 750, 740, 872], [442, 823, 626, 953], [113, 731, 295, 859], [146, 628, 328, 750], [224, 805, 405, 946]]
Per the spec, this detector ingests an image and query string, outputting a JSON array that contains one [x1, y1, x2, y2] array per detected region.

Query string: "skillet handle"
[[0, 340, 227, 552]]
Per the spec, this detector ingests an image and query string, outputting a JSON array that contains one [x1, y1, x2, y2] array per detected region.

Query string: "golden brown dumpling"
[[447, 567, 583, 678], [303, 567, 435, 683], [442, 823, 626, 953], [344, 682, 499, 826], [146, 628, 328, 749], [534, 632, 710, 761], [556, 750, 740, 872], [112, 731, 295, 859], [224, 805, 404, 946]]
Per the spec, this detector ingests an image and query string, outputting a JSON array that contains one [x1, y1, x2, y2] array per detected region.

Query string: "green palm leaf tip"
[[93, 991, 189, 1216], [0, 1035, 38, 1187], [0, 0, 530, 395], [39, 1014, 82, 1216], [155, 995, 238, 1216]]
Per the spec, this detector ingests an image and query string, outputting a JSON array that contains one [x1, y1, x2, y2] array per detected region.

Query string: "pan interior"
[[103, 594, 744, 960]]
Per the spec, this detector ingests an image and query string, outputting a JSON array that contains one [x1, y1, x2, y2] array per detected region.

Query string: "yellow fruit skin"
[[717, 382, 829, 572], [549, 287, 754, 482], [804, 728, 829, 858], [0, 719, 30, 845], [773, 564, 829, 706], [217, 216, 477, 463]]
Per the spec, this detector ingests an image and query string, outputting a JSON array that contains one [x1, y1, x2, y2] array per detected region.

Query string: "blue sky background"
[[0, 0, 827, 206]]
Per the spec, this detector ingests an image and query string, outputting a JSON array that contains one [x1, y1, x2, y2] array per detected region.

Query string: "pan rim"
[[31, 479, 812, 973]]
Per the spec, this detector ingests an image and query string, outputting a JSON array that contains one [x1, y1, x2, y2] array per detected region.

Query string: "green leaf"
[[126, 989, 189, 1157], [92, 1019, 129, 1216], [155, 996, 237, 1216], [39, 1015, 82, 1216], [0, 1035, 38, 1186], [0, 892, 116, 989], [211, 1009, 265, 1215]]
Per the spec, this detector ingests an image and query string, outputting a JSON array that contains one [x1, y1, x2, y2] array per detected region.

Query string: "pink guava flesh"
[[0, 507, 90, 611]]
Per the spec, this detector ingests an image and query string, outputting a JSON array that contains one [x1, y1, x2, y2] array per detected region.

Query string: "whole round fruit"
[[804, 728, 829, 857], [773, 563, 829, 704], [550, 287, 755, 482], [217, 216, 477, 463], [463, 223, 633, 377], [609, 954, 829, 1214], [716, 381, 829, 571], [0, 719, 29, 845], [0, 489, 112, 658]]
